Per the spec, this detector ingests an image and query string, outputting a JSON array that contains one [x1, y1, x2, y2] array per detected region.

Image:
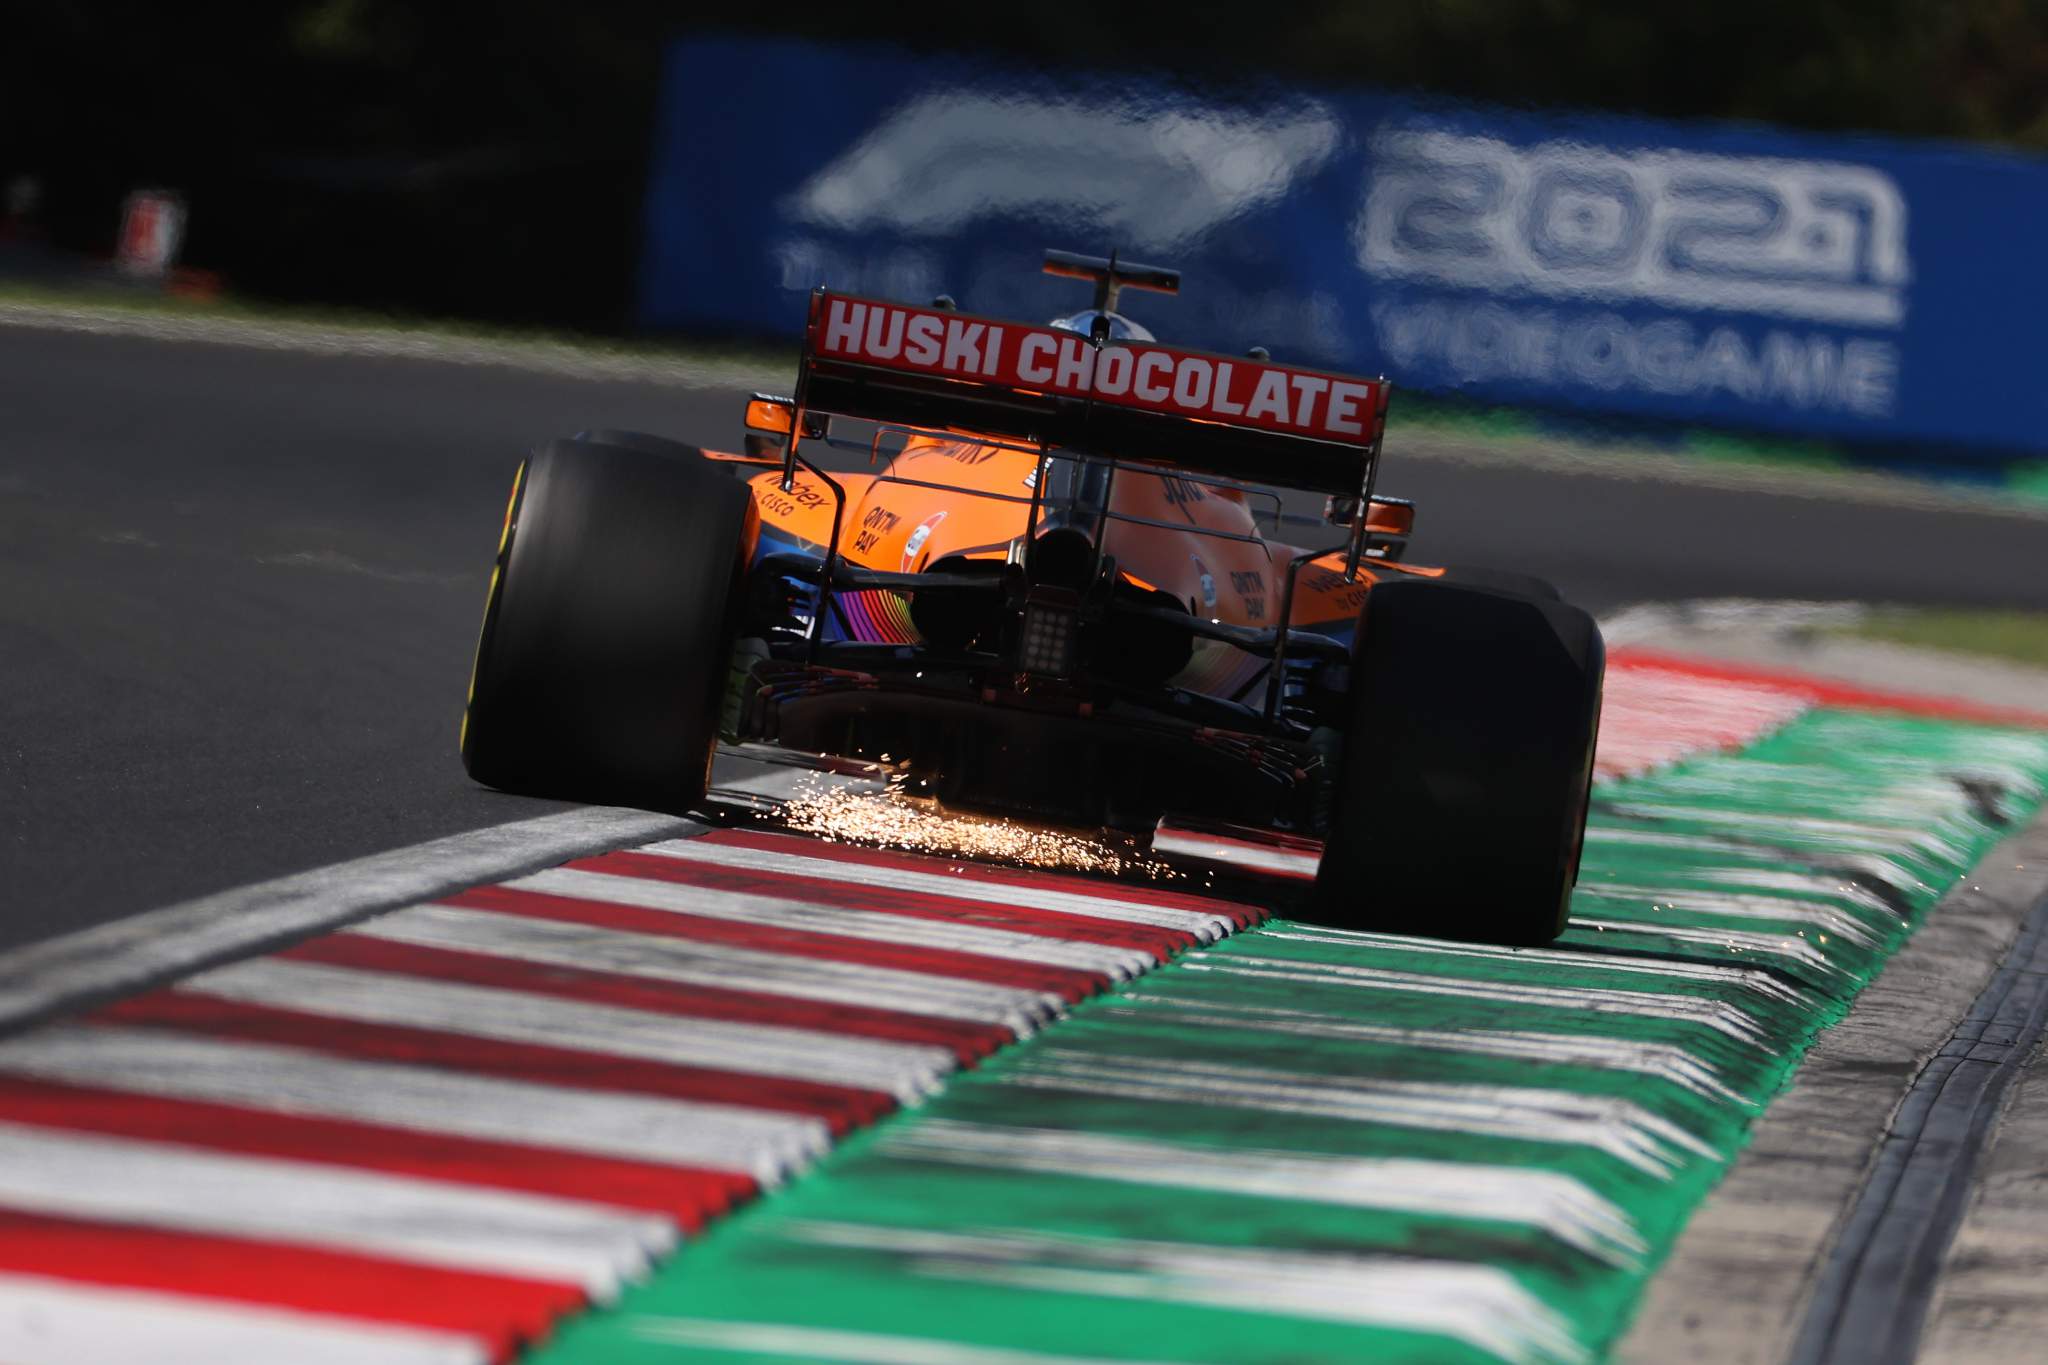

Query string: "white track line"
[[1599, 600, 1869, 647], [0, 807, 701, 1029], [180, 958, 956, 1101], [351, 905, 1058, 1029], [0, 1273, 484, 1365], [0, 1121, 670, 1293], [0, 1025, 828, 1178]]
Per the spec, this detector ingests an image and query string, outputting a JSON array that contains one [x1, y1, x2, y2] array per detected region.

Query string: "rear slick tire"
[[461, 436, 753, 811], [1311, 577, 1604, 946]]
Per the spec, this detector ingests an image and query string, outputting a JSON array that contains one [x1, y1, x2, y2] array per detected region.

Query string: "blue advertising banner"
[[642, 36, 2048, 458]]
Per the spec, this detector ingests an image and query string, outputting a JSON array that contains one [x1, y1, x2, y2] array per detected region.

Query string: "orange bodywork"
[[745, 434, 1436, 646]]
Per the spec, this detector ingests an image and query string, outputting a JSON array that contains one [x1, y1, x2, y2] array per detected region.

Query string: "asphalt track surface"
[[4, 322, 2045, 953]]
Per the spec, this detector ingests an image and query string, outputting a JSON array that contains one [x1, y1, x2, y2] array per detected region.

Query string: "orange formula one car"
[[461, 252, 1604, 944]]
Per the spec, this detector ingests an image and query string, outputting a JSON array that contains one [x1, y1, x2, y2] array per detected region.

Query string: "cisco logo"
[[1356, 130, 1912, 328]]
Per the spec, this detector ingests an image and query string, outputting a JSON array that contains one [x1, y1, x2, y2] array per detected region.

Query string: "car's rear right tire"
[[461, 436, 754, 811], [1311, 577, 1604, 945]]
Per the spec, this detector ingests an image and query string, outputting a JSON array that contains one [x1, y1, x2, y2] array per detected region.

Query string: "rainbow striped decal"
[[832, 590, 921, 645]]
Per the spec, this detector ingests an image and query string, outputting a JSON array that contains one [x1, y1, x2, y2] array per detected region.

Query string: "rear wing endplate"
[[792, 289, 1389, 498]]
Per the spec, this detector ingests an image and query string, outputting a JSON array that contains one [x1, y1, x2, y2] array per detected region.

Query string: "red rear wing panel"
[[799, 291, 1390, 495]]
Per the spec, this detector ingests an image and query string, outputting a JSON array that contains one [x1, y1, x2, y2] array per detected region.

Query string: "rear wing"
[[791, 289, 1390, 498]]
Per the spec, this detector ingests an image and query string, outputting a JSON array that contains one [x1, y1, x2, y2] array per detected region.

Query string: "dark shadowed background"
[[7, 2, 2045, 331]]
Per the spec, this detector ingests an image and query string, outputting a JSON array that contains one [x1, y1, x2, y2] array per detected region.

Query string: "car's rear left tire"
[[1311, 577, 1603, 946], [461, 436, 754, 810]]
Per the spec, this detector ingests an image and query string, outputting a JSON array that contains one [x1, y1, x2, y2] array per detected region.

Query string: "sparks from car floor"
[[772, 771, 1188, 882]]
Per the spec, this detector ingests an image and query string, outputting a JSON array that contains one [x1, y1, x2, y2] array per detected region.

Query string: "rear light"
[[1018, 599, 1078, 676]]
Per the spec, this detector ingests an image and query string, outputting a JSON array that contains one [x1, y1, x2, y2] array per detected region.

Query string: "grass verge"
[[1834, 608, 2048, 669]]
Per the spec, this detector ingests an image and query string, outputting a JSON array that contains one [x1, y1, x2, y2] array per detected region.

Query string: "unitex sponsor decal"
[[814, 293, 1385, 447]]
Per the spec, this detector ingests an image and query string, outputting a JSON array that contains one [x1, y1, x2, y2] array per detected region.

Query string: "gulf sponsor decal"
[[813, 293, 1387, 448]]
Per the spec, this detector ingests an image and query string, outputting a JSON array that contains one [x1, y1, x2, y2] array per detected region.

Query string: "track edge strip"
[[1614, 801, 2048, 1363], [0, 807, 702, 1037]]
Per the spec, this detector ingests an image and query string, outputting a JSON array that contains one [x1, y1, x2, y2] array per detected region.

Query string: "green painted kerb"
[[531, 710, 2048, 1365]]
